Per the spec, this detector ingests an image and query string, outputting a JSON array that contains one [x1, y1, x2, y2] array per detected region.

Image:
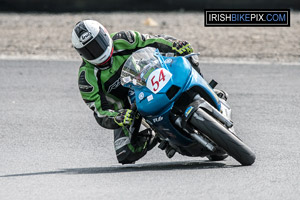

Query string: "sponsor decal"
[[79, 84, 93, 91], [204, 9, 290, 27], [138, 92, 144, 100], [153, 116, 163, 123], [107, 78, 121, 93], [147, 94, 154, 102], [80, 32, 92, 44], [184, 106, 194, 118], [164, 58, 172, 64]]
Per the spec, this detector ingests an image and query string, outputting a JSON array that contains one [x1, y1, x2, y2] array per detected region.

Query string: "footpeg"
[[158, 140, 168, 150], [166, 147, 176, 158]]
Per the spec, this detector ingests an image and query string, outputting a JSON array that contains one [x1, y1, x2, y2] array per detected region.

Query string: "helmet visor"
[[75, 31, 110, 61]]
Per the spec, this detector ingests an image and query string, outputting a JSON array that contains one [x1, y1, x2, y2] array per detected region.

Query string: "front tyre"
[[207, 154, 228, 161], [190, 108, 256, 166]]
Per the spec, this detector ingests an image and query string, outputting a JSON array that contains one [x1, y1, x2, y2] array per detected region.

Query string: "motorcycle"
[[121, 47, 256, 166]]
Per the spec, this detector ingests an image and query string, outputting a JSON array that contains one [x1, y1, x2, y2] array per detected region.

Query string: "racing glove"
[[172, 40, 194, 56], [114, 109, 134, 127]]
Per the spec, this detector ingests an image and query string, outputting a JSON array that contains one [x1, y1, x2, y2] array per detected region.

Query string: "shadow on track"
[[1, 160, 239, 178]]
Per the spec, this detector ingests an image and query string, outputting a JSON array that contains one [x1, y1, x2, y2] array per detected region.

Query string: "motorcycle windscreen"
[[121, 47, 161, 87]]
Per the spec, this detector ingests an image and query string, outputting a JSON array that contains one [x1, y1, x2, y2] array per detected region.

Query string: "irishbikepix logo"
[[204, 9, 290, 27]]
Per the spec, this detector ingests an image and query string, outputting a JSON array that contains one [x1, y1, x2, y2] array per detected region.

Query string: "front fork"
[[181, 95, 233, 130], [177, 95, 234, 153]]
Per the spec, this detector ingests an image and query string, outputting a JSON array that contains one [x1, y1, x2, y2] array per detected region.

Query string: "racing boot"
[[138, 128, 158, 151], [158, 140, 176, 158], [165, 145, 176, 158], [158, 140, 168, 150]]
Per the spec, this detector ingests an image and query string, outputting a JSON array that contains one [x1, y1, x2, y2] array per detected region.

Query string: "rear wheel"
[[190, 108, 256, 166]]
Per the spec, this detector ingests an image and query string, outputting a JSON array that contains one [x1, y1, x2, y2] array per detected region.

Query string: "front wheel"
[[190, 108, 256, 166], [207, 154, 228, 161]]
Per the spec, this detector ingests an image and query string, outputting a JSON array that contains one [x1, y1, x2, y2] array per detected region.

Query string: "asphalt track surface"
[[0, 60, 299, 200]]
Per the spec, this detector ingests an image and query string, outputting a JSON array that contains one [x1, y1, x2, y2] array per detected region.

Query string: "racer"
[[72, 19, 209, 164]]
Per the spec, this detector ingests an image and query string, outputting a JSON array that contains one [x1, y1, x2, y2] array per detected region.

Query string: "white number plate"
[[146, 68, 172, 94]]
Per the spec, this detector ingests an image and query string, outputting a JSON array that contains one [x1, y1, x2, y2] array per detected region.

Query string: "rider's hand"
[[114, 109, 134, 127], [172, 40, 194, 56]]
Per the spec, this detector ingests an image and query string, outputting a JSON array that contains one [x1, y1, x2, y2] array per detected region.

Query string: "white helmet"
[[72, 20, 113, 68]]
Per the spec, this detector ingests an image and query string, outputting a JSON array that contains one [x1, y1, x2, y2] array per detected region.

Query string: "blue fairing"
[[134, 55, 220, 116], [128, 51, 221, 147]]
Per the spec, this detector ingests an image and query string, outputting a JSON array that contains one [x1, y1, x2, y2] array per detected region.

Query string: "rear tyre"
[[190, 108, 256, 166]]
